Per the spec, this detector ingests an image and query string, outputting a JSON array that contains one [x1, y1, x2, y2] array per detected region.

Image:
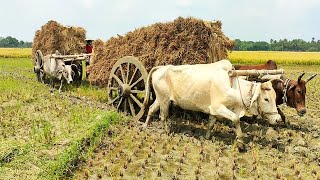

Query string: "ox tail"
[[143, 66, 162, 108]]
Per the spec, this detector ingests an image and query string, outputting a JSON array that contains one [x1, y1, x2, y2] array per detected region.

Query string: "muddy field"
[[74, 65, 320, 179]]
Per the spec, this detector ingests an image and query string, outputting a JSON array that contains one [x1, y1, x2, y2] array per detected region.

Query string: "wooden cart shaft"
[[51, 53, 92, 62], [228, 69, 284, 77]]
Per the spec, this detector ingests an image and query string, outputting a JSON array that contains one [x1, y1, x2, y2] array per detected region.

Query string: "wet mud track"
[[74, 113, 320, 179]]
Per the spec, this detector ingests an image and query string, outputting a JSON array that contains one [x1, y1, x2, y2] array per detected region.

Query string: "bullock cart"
[[107, 57, 285, 121], [33, 50, 91, 82]]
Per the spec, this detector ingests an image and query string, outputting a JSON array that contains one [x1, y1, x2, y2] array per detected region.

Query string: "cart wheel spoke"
[[130, 94, 143, 108], [129, 67, 138, 85], [112, 74, 124, 86], [124, 98, 128, 114], [109, 95, 120, 104], [119, 65, 126, 84], [109, 87, 118, 91], [128, 98, 136, 116], [126, 62, 130, 84], [117, 97, 123, 110], [131, 90, 145, 94], [130, 76, 143, 88]]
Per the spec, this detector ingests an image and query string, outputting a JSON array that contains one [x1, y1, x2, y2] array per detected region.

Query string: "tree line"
[[1, 35, 320, 51], [234, 38, 320, 52], [0, 36, 32, 48]]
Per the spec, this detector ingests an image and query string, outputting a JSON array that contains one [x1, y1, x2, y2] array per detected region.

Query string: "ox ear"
[[250, 83, 261, 107], [271, 79, 284, 92], [305, 74, 317, 83], [58, 68, 64, 73], [260, 82, 272, 91]]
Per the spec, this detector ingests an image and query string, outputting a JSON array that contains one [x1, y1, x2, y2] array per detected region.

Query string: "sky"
[[0, 0, 319, 42]]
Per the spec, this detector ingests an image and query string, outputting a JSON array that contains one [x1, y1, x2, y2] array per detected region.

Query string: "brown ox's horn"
[[305, 74, 317, 83], [298, 73, 305, 83]]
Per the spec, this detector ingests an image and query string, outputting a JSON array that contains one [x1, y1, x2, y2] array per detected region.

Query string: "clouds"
[[81, 0, 95, 9], [0, 0, 319, 42], [176, 0, 193, 7]]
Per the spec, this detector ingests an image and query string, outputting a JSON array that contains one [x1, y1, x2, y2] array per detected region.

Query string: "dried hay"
[[32, 20, 86, 64], [87, 17, 234, 86]]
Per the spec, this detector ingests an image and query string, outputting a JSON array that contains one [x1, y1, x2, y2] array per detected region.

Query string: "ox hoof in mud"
[[236, 138, 247, 152]]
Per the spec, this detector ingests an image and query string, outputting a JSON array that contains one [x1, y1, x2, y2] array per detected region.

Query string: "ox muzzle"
[[297, 108, 306, 116], [263, 113, 282, 125]]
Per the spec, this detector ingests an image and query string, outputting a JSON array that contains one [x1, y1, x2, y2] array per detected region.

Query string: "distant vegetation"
[[1, 34, 320, 52], [0, 36, 32, 48], [234, 38, 320, 52]]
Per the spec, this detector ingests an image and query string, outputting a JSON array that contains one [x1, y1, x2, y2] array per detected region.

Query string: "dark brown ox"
[[234, 60, 317, 123], [234, 60, 277, 70]]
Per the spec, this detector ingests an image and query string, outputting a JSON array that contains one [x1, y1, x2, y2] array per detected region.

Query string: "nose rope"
[[282, 79, 291, 105], [235, 72, 255, 110]]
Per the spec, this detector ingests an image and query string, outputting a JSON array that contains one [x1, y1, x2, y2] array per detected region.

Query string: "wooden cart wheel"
[[35, 50, 44, 82], [108, 56, 148, 121]]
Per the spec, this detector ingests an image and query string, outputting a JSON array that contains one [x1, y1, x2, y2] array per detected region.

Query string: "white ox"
[[41, 55, 74, 92], [143, 60, 281, 143]]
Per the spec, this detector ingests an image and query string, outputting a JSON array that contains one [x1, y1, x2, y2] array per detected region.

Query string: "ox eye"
[[264, 98, 269, 102], [298, 90, 302, 94]]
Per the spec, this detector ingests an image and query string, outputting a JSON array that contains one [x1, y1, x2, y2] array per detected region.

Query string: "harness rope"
[[235, 70, 254, 110], [282, 79, 291, 105], [234, 69, 278, 116]]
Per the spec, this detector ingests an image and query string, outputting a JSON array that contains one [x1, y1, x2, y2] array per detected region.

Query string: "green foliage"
[[0, 36, 32, 48], [234, 38, 320, 52]]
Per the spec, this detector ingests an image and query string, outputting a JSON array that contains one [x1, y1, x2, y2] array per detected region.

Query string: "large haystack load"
[[88, 17, 234, 86], [32, 20, 86, 63]]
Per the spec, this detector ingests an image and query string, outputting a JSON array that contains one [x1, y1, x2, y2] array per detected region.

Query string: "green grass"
[[0, 57, 124, 179]]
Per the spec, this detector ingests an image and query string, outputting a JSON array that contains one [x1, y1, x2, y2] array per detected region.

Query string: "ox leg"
[[50, 79, 55, 93], [205, 115, 216, 140], [160, 101, 170, 134], [277, 107, 286, 124], [40, 72, 45, 83], [211, 106, 244, 142], [144, 99, 160, 128], [58, 80, 63, 92]]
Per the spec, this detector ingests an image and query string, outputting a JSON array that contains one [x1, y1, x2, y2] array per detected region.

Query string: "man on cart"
[[85, 39, 93, 54]]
